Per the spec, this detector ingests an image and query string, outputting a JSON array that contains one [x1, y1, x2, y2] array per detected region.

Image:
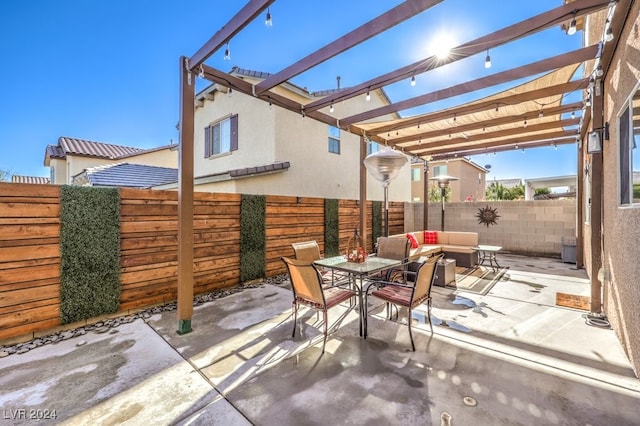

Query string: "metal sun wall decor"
[[476, 205, 500, 227]]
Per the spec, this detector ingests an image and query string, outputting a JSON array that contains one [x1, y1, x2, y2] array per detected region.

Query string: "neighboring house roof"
[[44, 136, 175, 166], [74, 163, 178, 188], [153, 161, 291, 189], [11, 175, 50, 184]]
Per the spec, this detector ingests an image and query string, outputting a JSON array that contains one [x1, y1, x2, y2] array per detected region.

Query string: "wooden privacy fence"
[[0, 183, 403, 341]]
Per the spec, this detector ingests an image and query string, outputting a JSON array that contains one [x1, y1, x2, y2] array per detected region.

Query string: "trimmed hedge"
[[240, 194, 266, 282], [324, 199, 339, 256], [372, 200, 382, 249], [60, 186, 121, 324]]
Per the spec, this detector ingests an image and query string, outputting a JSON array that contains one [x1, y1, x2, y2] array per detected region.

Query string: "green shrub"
[[60, 186, 121, 323], [324, 199, 339, 256], [372, 201, 382, 248], [240, 194, 266, 282]]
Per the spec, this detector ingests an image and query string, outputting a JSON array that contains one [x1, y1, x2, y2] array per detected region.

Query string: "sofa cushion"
[[409, 244, 441, 260], [447, 232, 479, 247], [441, 245, 477, 254], [424, 230, 438, 244], [436, 231, 449, 244], [406, 233, 419, 249]]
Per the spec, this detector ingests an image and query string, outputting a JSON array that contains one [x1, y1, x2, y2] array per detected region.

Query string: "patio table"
[[474, 245, 502, 271], [314, 255, 402, 337]]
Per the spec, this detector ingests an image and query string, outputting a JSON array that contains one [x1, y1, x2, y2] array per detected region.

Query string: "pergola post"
[[177, 57, 195, 334], [589, 85, 604, 316], [423, 159, 429, 230], [359, 136, 367, 251]]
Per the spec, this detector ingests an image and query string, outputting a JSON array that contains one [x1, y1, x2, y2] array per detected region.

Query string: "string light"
[[365, 89, 371, 102], [265, 8, 273, 27], [224, 43, 231, 60], [485, 50, 491, 69], [571, 111, 576, 119], [567, 12, 577, 35], [538, 110, 544, 118], [329, 103, 334, 113], [605, 25, 614, 42], [523, 119, 528, 128], [410, 75, 416, 86], [596, 65, 604, 77]]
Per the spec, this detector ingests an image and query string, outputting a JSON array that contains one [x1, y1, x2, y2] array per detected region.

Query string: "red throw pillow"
[[406, 233, 419, 249], [424, 230, 438, 244]]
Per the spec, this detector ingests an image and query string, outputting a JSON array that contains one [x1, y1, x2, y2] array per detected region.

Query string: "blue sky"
[[0, 0, 581, 180]]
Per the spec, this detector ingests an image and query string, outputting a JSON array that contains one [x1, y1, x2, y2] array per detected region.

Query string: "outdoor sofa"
[[387, 230, 479, 268]]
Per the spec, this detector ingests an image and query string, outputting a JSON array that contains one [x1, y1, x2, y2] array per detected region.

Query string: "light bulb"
[[539, 110, 544, 118], [596, 65, 603, 77], [410, 75, 416, 86], [224, 43, 230, 60], [365, 91, 371, 102], [524, 119, 528, 128], [265, 9, 272, 27], [485, 52, 491, 69], [329, 104, 334, 113], [605, 27, 614, 42], [571, 111, 576, 119], [567, 18, 577, 35]]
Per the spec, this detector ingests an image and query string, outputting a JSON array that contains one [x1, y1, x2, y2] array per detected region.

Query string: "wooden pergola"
[[176, 0, 629, 333]]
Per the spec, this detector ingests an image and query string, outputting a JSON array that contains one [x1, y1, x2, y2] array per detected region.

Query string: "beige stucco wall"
[[405, 200, 576, 257], [588, 1, 640, 376], [49, 158, 67, 185], [192, 85, 410, 201], [125, 147, 177, 168], [67, 157, 120, 184], [412, 159, 486, 202]]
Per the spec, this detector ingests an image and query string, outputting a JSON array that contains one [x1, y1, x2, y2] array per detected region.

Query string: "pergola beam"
[[420, 129, 575, 156], [430, 136, 578, 160], [304, 0, 610, 112], [403, 118, 579, 152], [254, 0, 441, 95], [340, 45, 598, 126], [368, 79, 588, 135], [392, 102, 583, 146], [188, 0, 274, 70]]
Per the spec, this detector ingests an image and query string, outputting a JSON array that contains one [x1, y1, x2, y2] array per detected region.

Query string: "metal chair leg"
[[408, 308, 415, 351], [427, 298, 433, 334], [322, 310, 328, 354], [292, 303, 298, 338]]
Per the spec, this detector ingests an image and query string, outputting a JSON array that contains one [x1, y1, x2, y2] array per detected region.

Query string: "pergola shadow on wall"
[[175, 0, 631, 332]]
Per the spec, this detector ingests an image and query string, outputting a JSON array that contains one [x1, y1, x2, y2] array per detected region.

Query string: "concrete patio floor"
[[1, 254, 639, 425]]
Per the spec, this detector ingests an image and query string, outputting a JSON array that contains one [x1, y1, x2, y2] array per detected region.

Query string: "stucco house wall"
[[192, 79, 410, 201], [587, 2, 640, 376]]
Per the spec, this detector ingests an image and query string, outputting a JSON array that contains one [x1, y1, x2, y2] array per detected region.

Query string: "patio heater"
[[364, 147, 408, 237], [429, 174, 458, 231]]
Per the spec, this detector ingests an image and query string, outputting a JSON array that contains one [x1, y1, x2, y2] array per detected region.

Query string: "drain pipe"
[[585, 268, 610, 328]]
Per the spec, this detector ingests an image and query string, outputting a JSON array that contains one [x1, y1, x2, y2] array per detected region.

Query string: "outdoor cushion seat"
[[282, 257, 356, 354], [291, 240, 348, 286], [364, 254, 443, 351]]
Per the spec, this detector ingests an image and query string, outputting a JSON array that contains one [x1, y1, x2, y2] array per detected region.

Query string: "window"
[[411, 167, 421, 182], [367, 141, 381, 155], [432, 165, 447, 177], [50, 166, 55, 184], [328, 125, 340, 154], [619, 84, 640, 205], [205, 114, 238, 158]]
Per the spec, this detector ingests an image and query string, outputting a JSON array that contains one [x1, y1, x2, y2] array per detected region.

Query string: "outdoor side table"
[[434, 258, 456, 287], [475, 245, 502, 271]]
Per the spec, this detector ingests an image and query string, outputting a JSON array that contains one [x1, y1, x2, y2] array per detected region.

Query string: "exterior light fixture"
[[265, 8, 273, 27], [224, 43, 231, 60], [485, 50, 491, 68], [429, 175, 459, 231], [364, 148, 408, 237], [587, 131, 602, 153]]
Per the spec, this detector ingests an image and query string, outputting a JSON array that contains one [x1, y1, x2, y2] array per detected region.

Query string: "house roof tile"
[[83, 163, 178, 188], [58, 137, 144, 159]]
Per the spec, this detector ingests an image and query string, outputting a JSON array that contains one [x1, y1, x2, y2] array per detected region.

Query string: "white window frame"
[[328, 125, 340, 154], [617, 80, 640, 207]]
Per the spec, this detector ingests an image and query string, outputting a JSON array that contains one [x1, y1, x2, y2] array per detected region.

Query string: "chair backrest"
[[376, 237, 410, 261], [281, 257, 325, 306], [291, 241, 322, 262], [412, 254, 443, 304]]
